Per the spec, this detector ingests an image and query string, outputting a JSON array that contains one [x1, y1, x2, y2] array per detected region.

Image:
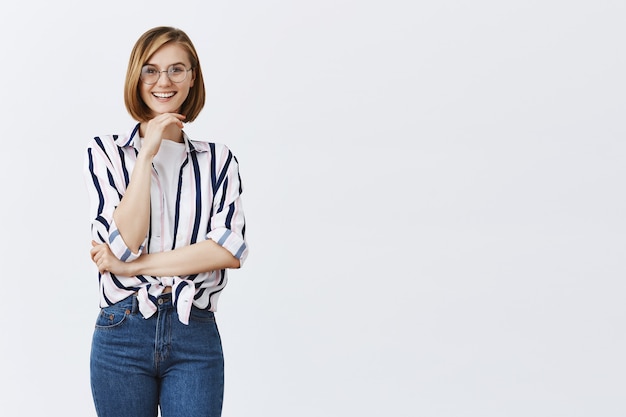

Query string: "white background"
[[0, 1, 625, 416]]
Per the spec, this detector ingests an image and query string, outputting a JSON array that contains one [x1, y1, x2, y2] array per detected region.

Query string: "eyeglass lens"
[[140, 64, 189, 84]]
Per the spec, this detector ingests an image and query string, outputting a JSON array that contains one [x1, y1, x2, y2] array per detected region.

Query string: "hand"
[[90, 240, 133, 276], [141, 113, 186, 157]]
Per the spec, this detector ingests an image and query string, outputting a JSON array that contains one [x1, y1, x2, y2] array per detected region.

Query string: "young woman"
[[84, 26, 248, 417]]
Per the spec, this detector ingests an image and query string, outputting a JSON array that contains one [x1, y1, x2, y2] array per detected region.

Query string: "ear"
[[190, 69, 196, 88]]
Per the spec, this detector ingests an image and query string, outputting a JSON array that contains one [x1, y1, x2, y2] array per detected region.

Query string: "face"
[[139, 43, 195, 118]]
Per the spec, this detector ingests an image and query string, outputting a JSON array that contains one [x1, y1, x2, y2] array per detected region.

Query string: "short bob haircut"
[[124, 26, 206, 123]]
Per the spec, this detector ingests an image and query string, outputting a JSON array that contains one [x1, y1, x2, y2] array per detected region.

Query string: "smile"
[[153, 92, 176, 99]]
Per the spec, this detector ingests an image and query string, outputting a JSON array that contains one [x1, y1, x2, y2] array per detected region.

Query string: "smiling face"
[[139, 42, 195, 118], [124, 27, 206, 123]]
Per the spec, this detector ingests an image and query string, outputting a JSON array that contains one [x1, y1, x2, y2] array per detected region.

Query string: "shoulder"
[[87, 125, 139, 151], [188, 138, 237, 160], [86, 134, 115, 150], [188, 137, 229, 152]]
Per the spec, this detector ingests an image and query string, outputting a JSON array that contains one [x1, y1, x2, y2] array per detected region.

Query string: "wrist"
[[135, 153, 154, 166], [127, 255, 145, 276]]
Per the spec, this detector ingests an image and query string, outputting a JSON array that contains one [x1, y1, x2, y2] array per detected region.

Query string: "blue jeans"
[[90, 293, 224, 417]]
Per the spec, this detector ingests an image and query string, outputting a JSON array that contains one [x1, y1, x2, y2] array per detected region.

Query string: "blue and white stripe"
[[84, 123, 248, 324]]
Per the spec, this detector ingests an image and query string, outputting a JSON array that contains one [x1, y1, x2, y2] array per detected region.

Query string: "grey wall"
[[1, 1, 624, 416]]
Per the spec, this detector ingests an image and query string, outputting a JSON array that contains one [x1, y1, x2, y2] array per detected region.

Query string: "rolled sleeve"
[[206, 150, 248, 266], [107, 218, 144, 261], [207, 227, 248, 265]]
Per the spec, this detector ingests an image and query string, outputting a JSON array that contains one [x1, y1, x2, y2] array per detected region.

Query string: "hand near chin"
[[90, 241, 133, 276], [142, 113, 186, 157]]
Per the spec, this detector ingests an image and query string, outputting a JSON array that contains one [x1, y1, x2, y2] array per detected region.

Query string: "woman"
[[84, 26, 248, 417]]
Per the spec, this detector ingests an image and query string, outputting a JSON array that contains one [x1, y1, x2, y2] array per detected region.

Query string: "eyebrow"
[[143, 61, 187, 68]]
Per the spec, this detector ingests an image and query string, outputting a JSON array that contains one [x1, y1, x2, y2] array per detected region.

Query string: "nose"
[[156, 70, 172, 86]]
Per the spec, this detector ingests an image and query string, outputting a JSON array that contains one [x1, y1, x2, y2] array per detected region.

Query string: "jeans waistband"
[[117, 291, 174, 314], [157, 292, 172, 304]]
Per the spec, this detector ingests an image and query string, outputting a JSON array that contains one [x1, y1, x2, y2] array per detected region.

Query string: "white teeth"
[[153, 92, 175, 98]]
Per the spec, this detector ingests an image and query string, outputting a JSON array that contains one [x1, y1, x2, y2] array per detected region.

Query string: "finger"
[[155, 113, 186, 127], [165, 114, 186, 128], [161, 112, 186, 120]]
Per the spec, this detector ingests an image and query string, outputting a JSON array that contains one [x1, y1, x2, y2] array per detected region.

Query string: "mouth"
[[152, 92, 176, 99]]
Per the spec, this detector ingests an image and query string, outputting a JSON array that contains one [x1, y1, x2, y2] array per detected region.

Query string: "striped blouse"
[[84, 123, 248, 324]]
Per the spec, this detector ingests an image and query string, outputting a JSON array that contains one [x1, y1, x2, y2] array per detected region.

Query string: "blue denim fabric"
[[90, 293, 224, 417]]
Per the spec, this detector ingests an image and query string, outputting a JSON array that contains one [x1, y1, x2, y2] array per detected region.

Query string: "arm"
[[110, 155, 151, 254], [91, 239, 239, 276], [91, 143, 249, 277], [84, 116, 185, 260], [113, 114, 186, 253]]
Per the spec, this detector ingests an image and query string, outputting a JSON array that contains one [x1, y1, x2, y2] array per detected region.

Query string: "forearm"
[[129, 239, 240, 277], [113, 155, 152, 252]]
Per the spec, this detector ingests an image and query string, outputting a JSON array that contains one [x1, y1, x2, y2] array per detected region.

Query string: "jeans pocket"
[[95, 305, 131, 329], [188, 308, 216, 323]]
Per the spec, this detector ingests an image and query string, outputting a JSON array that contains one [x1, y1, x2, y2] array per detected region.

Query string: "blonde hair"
[[124, 26, 206, 122]]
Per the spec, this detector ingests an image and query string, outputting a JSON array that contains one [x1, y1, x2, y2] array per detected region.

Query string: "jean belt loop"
[[131, 292, 139, 314]]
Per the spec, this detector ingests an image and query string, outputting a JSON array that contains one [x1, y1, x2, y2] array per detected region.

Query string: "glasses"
[[140, 64, 193, 85]]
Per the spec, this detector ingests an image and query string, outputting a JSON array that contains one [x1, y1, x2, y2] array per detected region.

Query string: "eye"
[[142, 65, 158, 75], [169, 65, 186, 74]]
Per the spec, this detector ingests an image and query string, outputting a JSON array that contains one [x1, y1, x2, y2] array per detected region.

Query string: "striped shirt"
[[84, 123, 248, 324]]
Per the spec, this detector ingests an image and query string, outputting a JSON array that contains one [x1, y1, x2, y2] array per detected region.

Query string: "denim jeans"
[[90, 293, 224, 417]]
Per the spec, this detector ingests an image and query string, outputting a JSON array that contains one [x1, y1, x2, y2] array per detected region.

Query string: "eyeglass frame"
[[139, 64, 194, 85]]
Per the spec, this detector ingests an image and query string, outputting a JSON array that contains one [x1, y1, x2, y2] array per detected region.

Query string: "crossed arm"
[[90, 238, 240, 277], [88, 114, 242, 278]]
